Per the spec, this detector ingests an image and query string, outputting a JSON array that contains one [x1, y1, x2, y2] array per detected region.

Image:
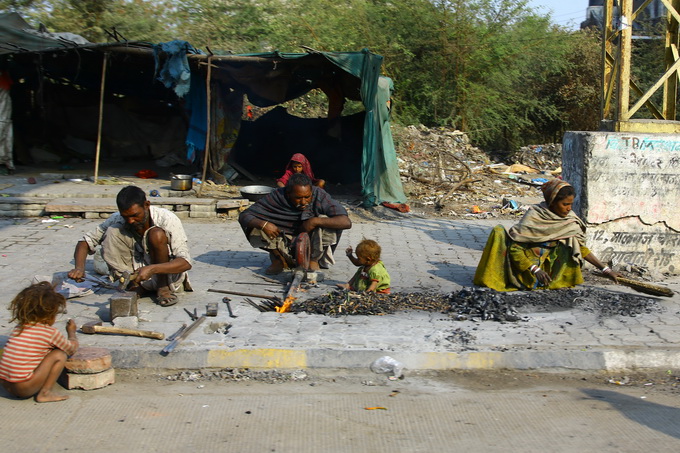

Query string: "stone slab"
[[45, 197, 219, 213], [216, 199, 250, 210], [61, 367, 115, 390]]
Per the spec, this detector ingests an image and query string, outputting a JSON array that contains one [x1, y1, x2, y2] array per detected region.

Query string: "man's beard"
[[129, 210, 149, 233]]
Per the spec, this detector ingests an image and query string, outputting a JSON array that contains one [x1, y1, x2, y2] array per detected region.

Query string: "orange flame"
[[276, 295, 296, 313]]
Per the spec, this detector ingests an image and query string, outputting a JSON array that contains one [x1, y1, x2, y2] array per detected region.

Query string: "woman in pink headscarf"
[[276, 153, 325, 189], [474, 178, 619, 291]]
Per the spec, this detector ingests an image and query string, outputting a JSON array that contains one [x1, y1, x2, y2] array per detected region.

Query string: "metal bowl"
[[170, 174, 193, 191], [240, 185, 274, 202]]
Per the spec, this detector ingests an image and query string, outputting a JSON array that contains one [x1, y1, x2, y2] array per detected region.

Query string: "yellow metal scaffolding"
[[602, 0, 680, 132]]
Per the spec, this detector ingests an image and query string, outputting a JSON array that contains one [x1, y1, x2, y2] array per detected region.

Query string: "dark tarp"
[[0, 13, 406, 205]]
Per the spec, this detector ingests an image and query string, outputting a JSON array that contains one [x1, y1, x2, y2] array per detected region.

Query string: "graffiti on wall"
[[589, 229, 678, 270]]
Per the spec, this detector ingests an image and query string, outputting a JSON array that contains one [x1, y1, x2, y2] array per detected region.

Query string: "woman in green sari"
[[473, 179, 619, 291]]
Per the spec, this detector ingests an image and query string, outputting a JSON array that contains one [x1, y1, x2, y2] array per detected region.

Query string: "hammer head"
[[117, 271, 137, 291], [81, 321, 103, 334]]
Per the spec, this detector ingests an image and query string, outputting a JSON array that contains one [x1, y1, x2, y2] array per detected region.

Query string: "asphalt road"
[[2, 369, 680, 452]]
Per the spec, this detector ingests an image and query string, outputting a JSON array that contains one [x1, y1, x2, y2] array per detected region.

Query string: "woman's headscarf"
[[541, 178, 571, 206], [286, 153, 316, 181]]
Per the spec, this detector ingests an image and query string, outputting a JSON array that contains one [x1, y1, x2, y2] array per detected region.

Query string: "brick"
[[216, 199, 249, 210], [190, 204, 216, 212], [65, 347, 112, 374], [189, 211, 216, 218], [61, 367, 115, 390], [173, 211, 189, 219]]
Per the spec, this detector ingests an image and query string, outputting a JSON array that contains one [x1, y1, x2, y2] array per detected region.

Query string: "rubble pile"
[[165, 368, 309, 383], [392, 125, 562, 218], [294, 287, 661, 321]]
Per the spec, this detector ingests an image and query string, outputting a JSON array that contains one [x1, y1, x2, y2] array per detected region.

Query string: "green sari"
[[473, 204, 590, 291]]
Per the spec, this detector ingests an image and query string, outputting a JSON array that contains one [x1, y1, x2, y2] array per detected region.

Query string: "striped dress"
[[0, 323, 78, 383]]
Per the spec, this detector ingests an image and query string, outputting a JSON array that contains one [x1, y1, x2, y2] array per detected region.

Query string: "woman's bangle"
[[261, 221, 268, 229], [530, 265, 540, 274], [602, 266, 611, 274]]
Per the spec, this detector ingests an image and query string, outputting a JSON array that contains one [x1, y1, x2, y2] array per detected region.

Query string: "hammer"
[[81, 321, 165, 340], [117, 271, 139, 291]]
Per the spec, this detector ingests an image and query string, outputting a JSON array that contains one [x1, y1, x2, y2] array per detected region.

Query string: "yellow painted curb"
[[207, 348, 307, 368], [414, 351, 506, 370]]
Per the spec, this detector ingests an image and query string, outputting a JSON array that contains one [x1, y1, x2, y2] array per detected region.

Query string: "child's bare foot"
[[336, 283, 350, 290], [36, 391, 69, 403]]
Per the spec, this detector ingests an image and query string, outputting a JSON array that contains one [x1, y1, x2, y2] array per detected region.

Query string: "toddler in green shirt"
[[337, 239, 391, 293]]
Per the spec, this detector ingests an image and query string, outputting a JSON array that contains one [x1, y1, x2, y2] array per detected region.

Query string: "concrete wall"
[[563, 131, 680, 275]]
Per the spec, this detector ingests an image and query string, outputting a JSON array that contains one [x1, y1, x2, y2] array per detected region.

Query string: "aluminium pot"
[[170, 174, 193, 191]]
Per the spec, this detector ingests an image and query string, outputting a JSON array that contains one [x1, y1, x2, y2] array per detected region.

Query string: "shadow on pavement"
[[581, 388, 680, 440], [193, 250, 268, 270], [427, 261, 476, 287]]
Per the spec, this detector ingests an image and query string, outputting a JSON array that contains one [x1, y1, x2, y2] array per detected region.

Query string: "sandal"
[[157, 291, 178, 307]]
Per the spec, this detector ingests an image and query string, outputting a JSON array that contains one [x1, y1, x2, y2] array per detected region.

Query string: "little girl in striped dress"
[[0, 282, 78, 402]]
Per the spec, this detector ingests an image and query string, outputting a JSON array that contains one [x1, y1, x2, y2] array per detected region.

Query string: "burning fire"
[[276, 295, 296, 313]]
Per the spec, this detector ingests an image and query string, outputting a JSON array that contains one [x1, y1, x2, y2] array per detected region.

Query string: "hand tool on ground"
[[206, 302, 218, 317], [244, 297, 282, 312], [161, 315, 205, 354], [253, 274, 283, 284], [235, 281, 281, 286], [83, 274, 121, 292], [81, 321, 165, 340], [166, 323, 187, 342], [184, 307, 198, 321], [595, 271, 674, 297], [277, 232, 311, 313], [208, 288, 276, 299], [222, 297, 237, 318], [117, 271, 139, 291]]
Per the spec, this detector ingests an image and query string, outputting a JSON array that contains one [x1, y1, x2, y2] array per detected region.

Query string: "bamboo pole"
[[93, 53, 108, 184], [198, 55, 212, 196]]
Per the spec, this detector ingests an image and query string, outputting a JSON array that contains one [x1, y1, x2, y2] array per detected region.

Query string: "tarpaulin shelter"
[[0, 12, 406, 206]]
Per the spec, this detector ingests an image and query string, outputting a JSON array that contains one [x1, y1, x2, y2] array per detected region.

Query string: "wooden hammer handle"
[[94, 326, 165, 340]]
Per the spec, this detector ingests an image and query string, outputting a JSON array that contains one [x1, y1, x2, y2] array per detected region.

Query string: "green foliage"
[[3, 0, 606, 151], [8, 0, 175, 43]]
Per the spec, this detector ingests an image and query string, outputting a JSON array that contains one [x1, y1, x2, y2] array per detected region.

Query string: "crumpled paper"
[[33, 274, 96, 299]]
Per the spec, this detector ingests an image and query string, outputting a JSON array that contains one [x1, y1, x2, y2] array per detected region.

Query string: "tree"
[[12, 0, 175, 43]]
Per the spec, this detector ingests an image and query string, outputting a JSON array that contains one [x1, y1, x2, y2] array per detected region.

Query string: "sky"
[[526, 1, 588, 30]]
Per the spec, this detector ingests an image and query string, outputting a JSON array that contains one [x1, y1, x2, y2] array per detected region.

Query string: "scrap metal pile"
[[293, 287, 661, 322], [393, 125, 562, 218]]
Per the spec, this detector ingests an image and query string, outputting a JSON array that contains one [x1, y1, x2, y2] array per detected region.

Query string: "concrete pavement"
[[0, 209, 679, 373]]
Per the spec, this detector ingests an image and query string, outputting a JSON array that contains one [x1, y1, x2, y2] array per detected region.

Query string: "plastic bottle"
[[370, 356, 405, 380]]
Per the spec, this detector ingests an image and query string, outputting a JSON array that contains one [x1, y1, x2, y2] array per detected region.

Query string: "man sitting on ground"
[[67, 185, 192, 307], [239, 173, 352, 274]]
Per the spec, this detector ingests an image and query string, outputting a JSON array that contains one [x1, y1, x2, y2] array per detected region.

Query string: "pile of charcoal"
[[292, 290, 451, 317], [293, 287, 661, 322]]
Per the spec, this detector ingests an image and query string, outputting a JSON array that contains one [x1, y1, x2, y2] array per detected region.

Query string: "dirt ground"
[[124, 367, 680, 397]]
